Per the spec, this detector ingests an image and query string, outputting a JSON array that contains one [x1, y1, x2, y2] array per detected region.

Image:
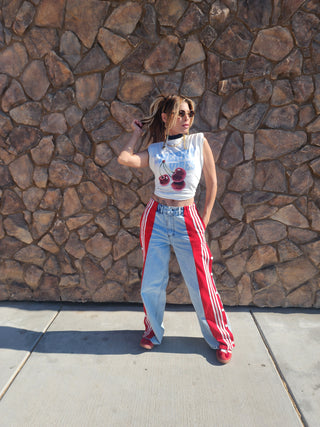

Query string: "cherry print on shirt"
[[159, 161, 186, 191]]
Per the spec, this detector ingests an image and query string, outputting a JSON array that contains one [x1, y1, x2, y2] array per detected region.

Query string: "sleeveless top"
[[148, 133, 204, 201]]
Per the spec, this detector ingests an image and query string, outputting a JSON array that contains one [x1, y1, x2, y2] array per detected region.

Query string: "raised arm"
[[202, 137, 217, 228], [118, 120, 149, 168]]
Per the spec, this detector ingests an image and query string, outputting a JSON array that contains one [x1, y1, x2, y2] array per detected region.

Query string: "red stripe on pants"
[[184, 204, 235, 351], [139, 199, 158, 339]]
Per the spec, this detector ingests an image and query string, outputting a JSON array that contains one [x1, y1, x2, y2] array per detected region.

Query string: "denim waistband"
[[156, 204, 185, 216]]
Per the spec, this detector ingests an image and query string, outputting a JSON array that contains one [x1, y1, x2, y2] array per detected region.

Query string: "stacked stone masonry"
[[0, 0, 319, 307]]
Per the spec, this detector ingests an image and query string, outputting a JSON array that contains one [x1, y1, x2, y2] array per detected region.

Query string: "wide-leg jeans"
[[140, 199, 235, 352]]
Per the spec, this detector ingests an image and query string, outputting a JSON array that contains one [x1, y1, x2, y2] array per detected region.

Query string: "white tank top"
[[148, 133, 204, 201]]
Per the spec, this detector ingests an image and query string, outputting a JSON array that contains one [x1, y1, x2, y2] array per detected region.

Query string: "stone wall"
[[0, 0, 319, 307]]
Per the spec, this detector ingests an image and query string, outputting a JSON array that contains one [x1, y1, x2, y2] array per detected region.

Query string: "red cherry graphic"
[[172, 168, 186, 182], [172, 181, 186, 190], [159, 174, 170, 186]]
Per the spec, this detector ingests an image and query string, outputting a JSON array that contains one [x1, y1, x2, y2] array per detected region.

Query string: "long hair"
[[140, 94, 195, 146]]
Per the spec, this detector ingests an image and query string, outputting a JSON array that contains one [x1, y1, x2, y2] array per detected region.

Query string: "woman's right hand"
[[131, 119, 143, 134]]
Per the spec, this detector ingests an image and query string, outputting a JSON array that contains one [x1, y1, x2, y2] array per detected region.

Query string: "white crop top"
[[148, 133, 204, 201]]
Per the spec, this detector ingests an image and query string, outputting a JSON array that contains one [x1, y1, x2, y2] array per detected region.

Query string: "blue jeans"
[[140, 199, 235, 351]]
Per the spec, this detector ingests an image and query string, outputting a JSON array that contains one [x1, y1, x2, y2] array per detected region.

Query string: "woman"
[[118, 94, 234, 364]]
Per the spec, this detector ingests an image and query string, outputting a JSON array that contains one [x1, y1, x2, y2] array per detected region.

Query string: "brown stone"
[[82, 256, 105, 291], [4, 214, 33, 244], [271, 80, 294, 106], [45, 51, 74, 89], [308, 201, 320, 231], [0, 163, 13, 189], [302, 240, 320, 266], [265, 105, 299, 129], [9, 102, 42, 126], [65, 0, 107, 48], [238, 273, 253, 305], [21, 59, 50, 101], [60, 31, 81, 68], [0, 43, 28, 77], [85, 233, 112, 259], [65, 105, 83, 127], [113, 230, 138, 261], [101, 67, 120, 102], [106, 258, 128, 284], [112, 182, 139, 214], [98, 28, 132, 65], [2, 80, 27, 113], [144, 36, 180, 74], [22, 188, 44, 212], [254, 220, 287, 244], [35, 0, 65, 28], [281, 145, 320, 169], [49, 160, 83, 187], [85, 159, 113, 195], [221, 191, 244, 221], [33, 274, 60, 301], [181, 62, 206, 97], [255, 130, 306, 160], [253, 266, 279, 291], [75, 74, 101, 111], [292, 10, 320, 47], [207, 52, 220, 91], [13, 1, 35, 36], [118, 72, 154, 104], [68, 124, 92, 156], [95, 207, 120, 237], [66, 214, 93, 231], [155, 0, 188, 26], [219, 131, 243, 169], [122, 205, 145, 230], [31, 136, 54, 165], [250, 78, 272, 102], [110, 101, 142, 133], [292, 75, 314, 104], [289, 164, 313, 195], [59, 274, 80, 289], [244, 54, 271, 81], [214, 22, 253, 59], [278, 239, 302, 262], [55, 135, 75, 160], [61, 187, 82, 218], [271, 49, 303, 79], [245, 204, 278, 223], [9, 155, 33, 190], [254, 160, 287, 193], [105, 2, 142, 35], [253, 284, 286, 307], [288, 226, 318, 244], [38, 234, 59, 254], [177, 3, 205, 35], [78, 181, 108, 212], [40, 113, 67, 134], [33, 166, 48, 188], [222, 89, 254, 120], [24, 27, 58, 59], [94, 144, 113, 167], [40, 188, 62, 211], [253, 26, 294, 61], [104, 158, 132, 185], [91, 120, 123, 144], [199, 91, 222, 130], [82, 102, 109, 132], [25, 265, 43, 290], [1, 189, 23, 215], [75, 46, 110, 75], [0, 112, 13, 139], [32, 210, 55, 239], [176, 37, 205, 70], [218, 77, 243, 96], [247, 245, 278, 273], [15, 244, 46, 267], [225, 251, 248, 279], [277, 257, 318, 292], [219, 223, 243, 252], [65, 232, 86, 259], [306, 116, 320, 132], [230, 104, 268, 132], [50, 219, 69, 245]]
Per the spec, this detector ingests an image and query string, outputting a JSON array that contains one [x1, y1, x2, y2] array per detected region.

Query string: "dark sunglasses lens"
[[178, 111, 195, 118]]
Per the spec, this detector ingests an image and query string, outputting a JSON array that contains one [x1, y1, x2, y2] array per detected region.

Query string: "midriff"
[[152, 194, 194, 207]]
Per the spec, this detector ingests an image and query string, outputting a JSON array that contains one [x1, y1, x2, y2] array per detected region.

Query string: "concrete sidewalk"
[[0, 302, 319, 427]]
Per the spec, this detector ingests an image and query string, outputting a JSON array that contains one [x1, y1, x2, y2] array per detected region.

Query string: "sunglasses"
[[178, 110, 195, 118]]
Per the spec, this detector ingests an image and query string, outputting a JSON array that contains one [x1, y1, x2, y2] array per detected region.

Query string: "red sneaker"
[[216, 349, 232, 364], [140, 337, 154, 350]]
